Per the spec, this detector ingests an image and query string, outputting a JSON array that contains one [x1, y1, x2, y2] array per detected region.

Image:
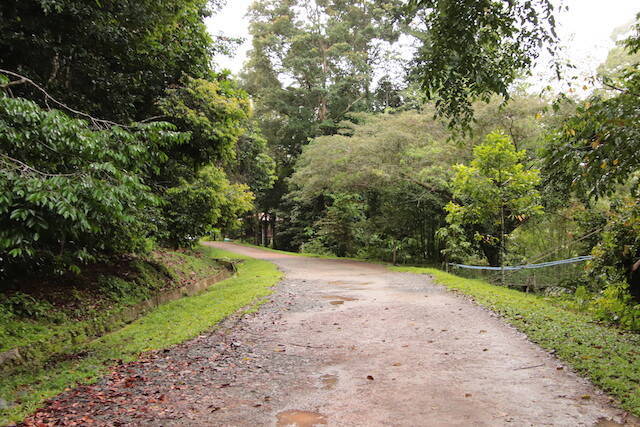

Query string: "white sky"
[[206, 0, 640, 85]]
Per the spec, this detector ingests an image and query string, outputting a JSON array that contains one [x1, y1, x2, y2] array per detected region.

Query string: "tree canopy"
[[407, 0, 559, 128], [442, 132, 543, 266]]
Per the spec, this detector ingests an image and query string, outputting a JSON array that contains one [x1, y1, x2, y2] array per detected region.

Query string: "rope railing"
[[448, 255, 593, 271]]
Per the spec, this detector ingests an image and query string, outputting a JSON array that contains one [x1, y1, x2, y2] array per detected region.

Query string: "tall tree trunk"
[[319, 41, 329, 122], [254, 212, 260, 245]]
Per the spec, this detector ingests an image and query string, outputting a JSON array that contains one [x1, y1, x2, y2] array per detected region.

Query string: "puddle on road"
[[320, 374, 338, 389], [321, 295, 357, 301], [328, 280, 371, 286], [276, 410, 328, 426]]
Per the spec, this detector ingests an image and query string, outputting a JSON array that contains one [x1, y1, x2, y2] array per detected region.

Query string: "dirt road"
[[26, 242, 634, 426]]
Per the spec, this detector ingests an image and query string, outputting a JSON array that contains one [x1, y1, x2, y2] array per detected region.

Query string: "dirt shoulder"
[[21, 242, 636, 426]]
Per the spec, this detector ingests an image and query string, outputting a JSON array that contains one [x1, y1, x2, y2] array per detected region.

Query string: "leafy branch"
[[0, 69, 125, 129]]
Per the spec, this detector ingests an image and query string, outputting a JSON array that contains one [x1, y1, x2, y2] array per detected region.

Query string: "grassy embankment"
[[391, 266, 640, 416], [1, 249, 223, 353], [0, 245, 281, 425]]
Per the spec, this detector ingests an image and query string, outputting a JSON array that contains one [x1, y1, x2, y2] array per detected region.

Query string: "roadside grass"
[[0, 245, 282, 425], [391, 266, 640, 416]]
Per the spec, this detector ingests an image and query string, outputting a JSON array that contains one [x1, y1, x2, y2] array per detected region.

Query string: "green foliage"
[[543, 17, 640, 199], [97, 276, 150, 305], [443, 132, 543, 265], [564, 283, 640, 331], [0, 1, 266, 276], [1, 63, 263, 276], [392, 266, 640, 416], [153, 76, 269, 247], [507, 204, 591, 268], [0, 292, 59, 321], [0, 0, 220, 121], [541, 23, 640, 312], [407, 0, 559, 128], [158, 76, 251, 169], [470, 94, 553, 154], [243, 0, 404, 230], [0, 94, 187, 277], [585, 197, 640, 300], [162, 167, 254, 248], [245, 0, 401, 146], [310, 193, 366, 257], [232, 125, 277, 196], [286, 110, 459, 261], [299, 239, 336, 257]]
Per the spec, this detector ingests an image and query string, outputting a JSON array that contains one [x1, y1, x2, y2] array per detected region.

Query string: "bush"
[[0, 92, 187, 278], [0, 292, 64, 322], [300, 239, 335, 256], [589, 283, 640, 330], [98, 276, 150, 305], [161, 166, 253, 248]]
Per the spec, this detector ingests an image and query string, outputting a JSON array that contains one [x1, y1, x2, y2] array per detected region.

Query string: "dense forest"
[[1, 0, 640, 333]]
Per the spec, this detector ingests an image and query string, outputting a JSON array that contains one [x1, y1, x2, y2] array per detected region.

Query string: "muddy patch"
[[328, 280, 371, 286], [276, 410, 328, 426], [319, 374, 338, 389], [321, 295, 357, 301]]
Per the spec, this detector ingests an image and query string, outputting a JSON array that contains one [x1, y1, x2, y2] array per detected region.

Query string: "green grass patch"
[[0, 245, 282, 425], [391, 266, 640, 416]]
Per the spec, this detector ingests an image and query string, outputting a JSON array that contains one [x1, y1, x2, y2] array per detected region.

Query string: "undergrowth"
[[0, 249, 220, 353], [391, 266, 640, 416], [0, 245, 281, 425]]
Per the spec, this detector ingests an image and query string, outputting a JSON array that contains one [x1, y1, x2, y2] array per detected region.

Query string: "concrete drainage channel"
[[0, 260, 238, 376]]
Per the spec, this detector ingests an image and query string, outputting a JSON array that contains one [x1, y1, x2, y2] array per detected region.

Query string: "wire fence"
[[447, 256, 592, 293]]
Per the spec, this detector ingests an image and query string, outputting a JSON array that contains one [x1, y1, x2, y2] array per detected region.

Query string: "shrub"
[[0, 292, 63, 322], [97, 276, 150, 305], [0, 92, 189, 278], [162, 166, 253, 248]]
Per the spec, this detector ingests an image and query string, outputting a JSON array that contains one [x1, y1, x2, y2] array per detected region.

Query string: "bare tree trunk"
[[501, 202, 506, 286], [254, 212, 260, 245], [319, 42, 329, 122], [269, 213, 276, 248]]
